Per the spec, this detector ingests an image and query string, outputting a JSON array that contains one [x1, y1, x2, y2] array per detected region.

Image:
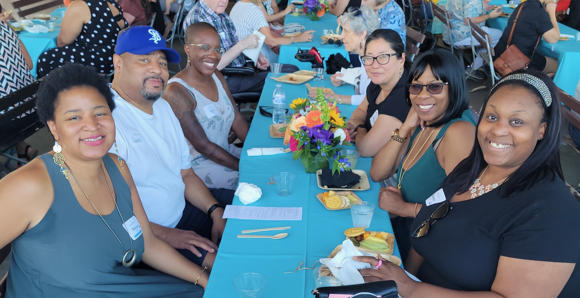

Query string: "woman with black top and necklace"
[[355, 69, 580, 297], [0, 64, 205, 297], [345, 29, 410, 157]]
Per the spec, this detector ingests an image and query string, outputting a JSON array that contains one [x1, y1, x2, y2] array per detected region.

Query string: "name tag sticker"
[[122, 216, 143, 240], [203, 104, 220, 119], [370, 110, 379, 127], [425, 188, 446, 206]]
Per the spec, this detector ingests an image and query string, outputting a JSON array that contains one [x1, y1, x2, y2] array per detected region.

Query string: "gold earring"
[[359, 42, 362, 50], [115, 142, 125, 169], [53, 141, 69, 180]]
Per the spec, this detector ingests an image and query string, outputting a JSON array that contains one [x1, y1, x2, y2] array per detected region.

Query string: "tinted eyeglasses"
[[361, 53, 397, 66], [411, 200, 450, 238], [188, 44, 226, 55], [327, 38, 343, 47], [408, 82, 449, 95]]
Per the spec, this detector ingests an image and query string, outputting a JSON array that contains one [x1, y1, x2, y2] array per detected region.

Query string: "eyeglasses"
[[327, 38, 343, 47], [361, 53, 397, 66], [188, 44, 226, 55], [411, 200, 450, 238], [408, 82, 449, 95]]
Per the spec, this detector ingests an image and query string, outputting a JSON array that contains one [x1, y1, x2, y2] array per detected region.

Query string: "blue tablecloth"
[[486, 2, 580, 94], [203, 75, 401, 297], [19, 7, 65, 77], [279, 13, 351, 70]]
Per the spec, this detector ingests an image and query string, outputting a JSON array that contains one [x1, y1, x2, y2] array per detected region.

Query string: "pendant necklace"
[[66, 162, 137, 267], [469, 166, 509, 199]]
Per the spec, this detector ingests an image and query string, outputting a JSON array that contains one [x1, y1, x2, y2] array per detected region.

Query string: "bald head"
[[185, 22, 219, 44]]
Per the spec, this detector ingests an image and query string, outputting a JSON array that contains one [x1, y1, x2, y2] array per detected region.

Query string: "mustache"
[[143, 76, 165, 86]]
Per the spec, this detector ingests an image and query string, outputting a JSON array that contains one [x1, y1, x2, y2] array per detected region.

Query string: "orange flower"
[[305, 110, 323, 128], [284, 116, 307, 145]]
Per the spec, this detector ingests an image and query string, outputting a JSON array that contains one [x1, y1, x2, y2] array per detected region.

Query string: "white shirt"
[[230, 2, 278, 62], [351, 55, 371, 106], [109, 88, 192, 228]]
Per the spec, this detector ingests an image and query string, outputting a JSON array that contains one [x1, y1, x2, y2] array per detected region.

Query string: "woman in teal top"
[[0, 64, 206, 297], [370, 49, 476, 262]]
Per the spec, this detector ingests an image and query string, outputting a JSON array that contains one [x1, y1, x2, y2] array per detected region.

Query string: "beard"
[[141, 76, 165, 101]]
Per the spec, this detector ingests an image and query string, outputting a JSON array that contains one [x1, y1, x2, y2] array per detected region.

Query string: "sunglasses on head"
[[408, 82, 449, 95], [411, 200, 450, 238]]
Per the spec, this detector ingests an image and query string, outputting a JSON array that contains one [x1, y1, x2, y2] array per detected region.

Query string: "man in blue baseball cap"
[[109, 26, 226, 270]]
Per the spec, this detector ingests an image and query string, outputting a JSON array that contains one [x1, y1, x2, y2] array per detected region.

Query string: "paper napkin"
[[338, 67, 362, 86], [247, 148, 289, 156], [24, 24, 48, 34], [319, 239, 373, 285], [235, 182, 263, 205], [242, 30, 266, 65]]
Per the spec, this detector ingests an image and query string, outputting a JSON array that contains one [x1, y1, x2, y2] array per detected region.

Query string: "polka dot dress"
[[36, 0, 128, 78]]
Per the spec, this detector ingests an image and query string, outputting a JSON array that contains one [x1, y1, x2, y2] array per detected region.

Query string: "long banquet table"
[[203, 74, 401, 297]]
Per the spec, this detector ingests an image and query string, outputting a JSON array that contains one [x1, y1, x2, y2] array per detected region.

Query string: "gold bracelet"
[[194, 266, 208, 285], [414, 203, 418, 218]]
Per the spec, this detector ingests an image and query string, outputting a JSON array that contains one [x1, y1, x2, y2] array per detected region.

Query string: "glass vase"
[[300, 154, 329, 173]]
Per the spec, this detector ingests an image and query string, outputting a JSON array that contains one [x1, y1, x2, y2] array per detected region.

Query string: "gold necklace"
[[66, 162, 136, 267], [469, 166, 509, 199], [397, 128, 437, 189]]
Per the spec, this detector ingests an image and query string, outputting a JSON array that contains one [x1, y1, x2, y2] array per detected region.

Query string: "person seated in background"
[[163, 0, 194, 15], [357, 69, 580, 298], [230, 0, 314, 63], [329, 0, 362, 16], [36, 0, 127, 78], [562, 0, 580, 30], [164, 22, 249, 195], [495, 0, 561, 78], [309, 6, 378, 106], [0, 63, 206, 297], [345, 29, 410, 157], [110, 26, 227, 270], [120, 0, 153, 26], [369, 49, 476, 262], [444, 0, 502, 73], [182, 0, 272, 94], [0, 13, 39, 163], [262, 0, 295, 24], [361, 0, 406, 47]]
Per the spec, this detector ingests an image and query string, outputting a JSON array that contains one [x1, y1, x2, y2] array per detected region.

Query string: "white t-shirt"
[[230, 2, 278, 62], [109, 88, 192, 228]]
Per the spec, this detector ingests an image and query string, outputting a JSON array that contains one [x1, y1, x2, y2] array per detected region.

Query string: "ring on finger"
[[375, 259, 383, 270]]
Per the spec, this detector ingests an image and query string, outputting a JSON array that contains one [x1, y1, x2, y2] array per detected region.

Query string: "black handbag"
[[312, 280, 399, 298]]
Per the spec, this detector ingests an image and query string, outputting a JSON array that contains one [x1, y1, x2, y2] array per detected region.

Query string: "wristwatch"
[[391, 128, 406, 143]]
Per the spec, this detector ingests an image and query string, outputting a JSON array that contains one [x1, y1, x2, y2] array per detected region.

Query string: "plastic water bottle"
[[272, 84, 286, 124]]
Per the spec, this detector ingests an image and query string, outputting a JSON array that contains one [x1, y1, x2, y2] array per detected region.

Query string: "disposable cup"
[[351, 201, 375, 229], [271, 63, 283, 74], [233, 272, 267, 298], [273, 172, 296, 196], [341, 149, 360, 169]]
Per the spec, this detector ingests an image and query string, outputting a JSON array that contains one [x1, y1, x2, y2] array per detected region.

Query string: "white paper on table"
[[242, 30, 266, 65], [223, 205, 303, 220], [247, 147, 289, 156], [338, 67, 362, 86], [560, 34, 575, 39]]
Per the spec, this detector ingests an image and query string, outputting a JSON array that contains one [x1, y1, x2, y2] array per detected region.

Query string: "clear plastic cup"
[[233, 272, 268, 298], [341, 149, 360, 169], [273, 172, 296, 196], [271, 63, 283, 74], [350, 201, 375, 228], [315, 276, 343, 288], [314, 68, 324, 81]]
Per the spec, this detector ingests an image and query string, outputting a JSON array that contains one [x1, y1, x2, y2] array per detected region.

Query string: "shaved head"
[[185, 22, 218, 43]]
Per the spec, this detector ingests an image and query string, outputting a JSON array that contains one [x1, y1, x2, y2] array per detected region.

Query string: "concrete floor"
[[1, 37, 580, 278]]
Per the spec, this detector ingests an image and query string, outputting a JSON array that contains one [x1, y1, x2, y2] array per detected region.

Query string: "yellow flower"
[[290, 98, 307, 110], [328, 109, 344, 127]]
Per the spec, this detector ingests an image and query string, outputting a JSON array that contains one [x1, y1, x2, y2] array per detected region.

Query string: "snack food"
[[344, 228, 395, 254], [344, 227, 365, 237], [317, 190, 361, 210]]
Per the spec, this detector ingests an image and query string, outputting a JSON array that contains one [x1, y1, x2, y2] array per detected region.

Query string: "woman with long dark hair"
[[356, 69, 580, 297]]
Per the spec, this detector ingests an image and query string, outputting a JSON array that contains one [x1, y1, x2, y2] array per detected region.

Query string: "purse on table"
[[493, 2, 540, 77], [312, 280, 399, 298]]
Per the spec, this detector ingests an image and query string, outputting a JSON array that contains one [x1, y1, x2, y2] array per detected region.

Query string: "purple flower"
[[309, 124, 334, 145]]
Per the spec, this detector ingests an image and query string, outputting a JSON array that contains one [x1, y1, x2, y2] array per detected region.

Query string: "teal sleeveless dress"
[[6, 154, 203, 297], [392, 109, 476, 261]]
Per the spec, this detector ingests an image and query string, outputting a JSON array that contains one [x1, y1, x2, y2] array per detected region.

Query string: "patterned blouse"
[[378, 0, 406, 47], [443, 0, 484, 43], [0, 21, 34, 98]]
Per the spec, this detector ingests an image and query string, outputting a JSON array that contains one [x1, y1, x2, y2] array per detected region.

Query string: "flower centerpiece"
[[284, 89, 351, 173], [303, 0, 326, 21]]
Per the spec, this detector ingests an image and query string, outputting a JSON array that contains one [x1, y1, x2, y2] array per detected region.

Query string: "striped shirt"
[[182, 0, 245, 67], [230, 2, 276, 62]]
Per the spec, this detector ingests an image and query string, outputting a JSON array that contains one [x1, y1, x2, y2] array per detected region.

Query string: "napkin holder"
[[312, 280, 398, 298]]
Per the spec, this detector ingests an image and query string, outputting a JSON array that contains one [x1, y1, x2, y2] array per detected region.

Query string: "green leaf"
[[293, 149, 303, 160]]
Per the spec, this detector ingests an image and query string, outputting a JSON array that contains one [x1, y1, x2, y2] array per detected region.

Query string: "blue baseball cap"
[[115, 26, 181, 63]]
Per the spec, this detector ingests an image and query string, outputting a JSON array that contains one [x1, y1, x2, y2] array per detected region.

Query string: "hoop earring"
[[115, 142, 125, 169], [53, 141, 69, 180]]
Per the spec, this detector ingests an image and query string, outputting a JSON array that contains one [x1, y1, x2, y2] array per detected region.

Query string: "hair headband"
[[490, 73, 552, 107]]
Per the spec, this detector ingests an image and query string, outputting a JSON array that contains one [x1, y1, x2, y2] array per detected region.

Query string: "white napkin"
[[560, 34, 575, 39], [24, 24, 48, 34], [242, 30, 266, 65], [247, 147, 289, 156], [235, 182, 262, 205], [319, 239, 373, 285], [338, 67, 362, 86]]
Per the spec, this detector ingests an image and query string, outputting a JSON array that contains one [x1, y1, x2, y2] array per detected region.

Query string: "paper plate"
[[271, 73, 314, 85], [269, 123, 288, 138], [316, 169, 371, 191]]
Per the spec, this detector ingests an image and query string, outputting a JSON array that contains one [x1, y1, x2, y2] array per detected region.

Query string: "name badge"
[[425, 188, 446, 206], [203, 104, 220, 119], [122, 215, 143, 240], [370, 110, 379, 127]]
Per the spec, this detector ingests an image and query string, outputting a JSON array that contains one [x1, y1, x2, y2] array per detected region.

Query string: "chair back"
[[11, 0, 62, 19], [405, 26, 426, 62], [0, 81, 44, 155], [0, 244, 11, 297], [559, 88, 580, 130], [430, 2, 455, 52], [468, 18, 498, 84]]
